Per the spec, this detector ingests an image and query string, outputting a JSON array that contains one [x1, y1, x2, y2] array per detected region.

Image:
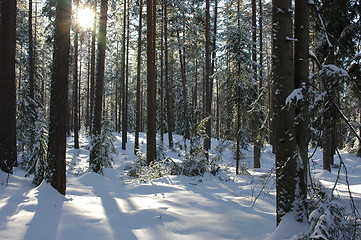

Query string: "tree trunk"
[[135, 0, 143, 155], [252, 0, 261, 168], [294, 0, 310, 202], [47, 0, 72, 194], [0, 0, 17, 173], [121, 0, 128, 150], [163, 0, 173, 149], [29, 0, 35, 101], [236, 86, 241, 175], [73, 0, 80, 149], [91, 0, 108, 136], [176, 28, 190, 140], [86, 35, 91, 131], [89, 5, 97, 135], [212, 0, 218, 140], [272, 0, 297, 225], [146, 0, 157, 165], [203, 0, 212, 158], [160, 11, 164, 144]]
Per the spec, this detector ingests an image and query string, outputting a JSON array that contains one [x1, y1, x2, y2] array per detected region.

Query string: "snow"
[[265, 213, 308, 240], [286, 37, 298, 41], [321, 64, 350, 78], [285, 87, 304, 106], [1, 133, 361, 239]]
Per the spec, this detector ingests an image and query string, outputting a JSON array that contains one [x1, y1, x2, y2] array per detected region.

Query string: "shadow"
[[23, 183, 65, 240], [0, 178, 33, 230], [79, 173, 138, 239]]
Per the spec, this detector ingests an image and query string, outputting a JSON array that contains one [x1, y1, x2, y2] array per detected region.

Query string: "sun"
[[77, 7, 95, 30]]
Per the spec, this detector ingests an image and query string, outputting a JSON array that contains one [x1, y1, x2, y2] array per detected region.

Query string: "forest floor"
[[1, 132, 361, 239]]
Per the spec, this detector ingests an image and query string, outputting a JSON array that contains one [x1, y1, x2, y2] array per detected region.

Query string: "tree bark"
[[0, 0, 17, 173], [252, 0, 261, 168], [272, 0, 297, 225], [121, 0, 128, 150], [294, 0, 310, 202], [203, 0, 212, 158], [135, 0, 143, 155], [29, 0, 35, 101], [47, 0, 72, 194], [73, 0, 80, 149], [92, 0, 108, 136], [89, 5, 97, 135], [212, 0, 218, 140], [176, 28, 190, 140], [146, 0, 157, 165], [163, 0, 173, 149]]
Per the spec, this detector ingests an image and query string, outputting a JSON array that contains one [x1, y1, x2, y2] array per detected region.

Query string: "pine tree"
[[272, 0, 300, 224], [47, 0, 72, 195], [146, 0, 157, 165], [294, 0, 310, 203], [203, 0, 212, 158], [0, 0, 17, 173], [90, 0, 109, 173], [135, 0, 143, 155]]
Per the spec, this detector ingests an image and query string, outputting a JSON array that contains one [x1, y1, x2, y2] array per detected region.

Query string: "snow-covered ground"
[[1, 132, 360, 239]]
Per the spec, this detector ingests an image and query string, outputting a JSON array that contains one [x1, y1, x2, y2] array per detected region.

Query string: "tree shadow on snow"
[[23, 183, 65, 240]]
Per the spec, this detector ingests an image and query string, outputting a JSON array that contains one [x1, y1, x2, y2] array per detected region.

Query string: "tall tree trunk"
[[73, 0, 80, 149], [86, 35, 91, 131], [203, 0, 212, 158], [294, 0, 310, 204], [272, 0, 298, 225], [89, 5, 97, 136], [252, 0, 261, 168], [146, 0, 157, 165], [160, 11, 164, 144], [176, 28, 190, 140], [125, 5, 130, 145], [121, 0, 128, 150], [236, 86, 241, 175], [0, 0, 17, 173], [322, 51, 336, 171], [91, 0, 108, 136], [212, 0, 218, 140], [135, 0, 143, 155], [29, 0, 35, 100], [47, 0, 72, 194], [163, 0, 173, 149], [89, 0, 108, 173]]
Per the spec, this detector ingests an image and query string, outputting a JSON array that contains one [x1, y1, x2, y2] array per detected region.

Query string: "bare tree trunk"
[[89, 5, 97, 136], [47, 0, 72, 194], [86, 35, 91, 131], [29, 0, 35, 100], [135, 0, 143, 155], [91, 0, 108, 136], [272, 0, 298, 225], [89, 0, 109, 173], [203, 0, 212, 158], [163, 0, 173, 149], [294, 0, 310, 203], [212, 0, 218, 140], [0, 0, 17, 173], [252, 0, 261, 168], [146, 0, 157, 165], [236, 86, 241, 175], [73, 0, 80, 149], [176, 28, 190, 140], [160, 11, 164, 144], [121, 0, 128, 150]]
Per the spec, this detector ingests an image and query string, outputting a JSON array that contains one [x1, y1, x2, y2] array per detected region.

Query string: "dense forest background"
[[1, 0, 361, 238]]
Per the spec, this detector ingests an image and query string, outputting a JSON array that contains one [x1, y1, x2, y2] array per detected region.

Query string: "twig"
[[6, 172, 10, 187], [335, 148, 359, 239]]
